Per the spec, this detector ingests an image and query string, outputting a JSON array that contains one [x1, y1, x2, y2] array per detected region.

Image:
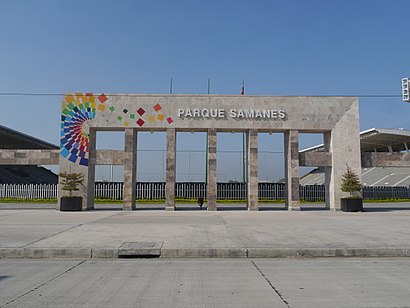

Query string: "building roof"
[[300, 166, 410, 187], [0, 125, 58, 150], [0, 165, 58, 184], [300, 128, 410, 153], [360, 128, 410, 152]]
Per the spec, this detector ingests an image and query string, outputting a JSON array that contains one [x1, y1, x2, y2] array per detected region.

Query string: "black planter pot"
[[60, 196, 83, 211], [341, 198, 363, 212]]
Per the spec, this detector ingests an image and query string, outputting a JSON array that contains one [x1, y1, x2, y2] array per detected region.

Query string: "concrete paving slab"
[[0, 210, 121, 249], [221, 210, 410, 249], [0, 260, 82, 306], [0, 209, 118, 225], [0, 259, 287, 308], [0, 224, 74, 248], [254, 258, 410, 308], [25, 212, 240, 250]]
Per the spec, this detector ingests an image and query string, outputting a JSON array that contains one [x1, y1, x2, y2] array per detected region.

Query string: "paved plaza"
[[1, 203, 410, 258]]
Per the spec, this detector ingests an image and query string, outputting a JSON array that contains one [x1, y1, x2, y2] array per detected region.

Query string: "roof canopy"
[[360, 128, 410, 152], [0, 125, 58, 150], [301, 128, 410, 153]]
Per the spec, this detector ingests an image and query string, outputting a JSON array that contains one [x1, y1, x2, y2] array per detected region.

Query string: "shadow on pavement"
[[363, 206, 410, 212]]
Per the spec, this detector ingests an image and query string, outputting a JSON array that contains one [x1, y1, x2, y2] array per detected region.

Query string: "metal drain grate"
[[118, 241, 163, 258]]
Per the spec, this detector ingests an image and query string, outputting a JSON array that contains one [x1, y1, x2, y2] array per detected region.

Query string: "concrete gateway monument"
[[59, 94, 361, 211]]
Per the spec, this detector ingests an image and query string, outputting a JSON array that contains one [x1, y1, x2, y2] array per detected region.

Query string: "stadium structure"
[[301, 128, 410, 186], [0, 125, 58, 184]]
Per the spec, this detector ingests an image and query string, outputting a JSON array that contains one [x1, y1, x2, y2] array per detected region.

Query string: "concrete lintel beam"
[[299, 152, 332, 167], [95, 150, 125, 165], [0, 150, 59, 165]]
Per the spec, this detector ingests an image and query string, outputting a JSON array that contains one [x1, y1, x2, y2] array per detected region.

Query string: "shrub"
[[341, 166, 362, 197]]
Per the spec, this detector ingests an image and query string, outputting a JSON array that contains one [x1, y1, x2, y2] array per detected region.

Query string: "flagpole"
[[241, 79, 245, 184]]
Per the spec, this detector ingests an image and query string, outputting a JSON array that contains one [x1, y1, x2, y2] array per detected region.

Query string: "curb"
[[161, 248, 248, 258], [1, 247, 410, 259], [246, 248, 410, 258], [0, 248, 92, 259]]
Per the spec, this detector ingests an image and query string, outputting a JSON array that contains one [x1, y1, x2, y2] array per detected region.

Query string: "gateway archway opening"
[[216, 132, 247, 210], [299, 133, 328, 210], [175, 131, 207, 210], [258, 132, 285, 210]]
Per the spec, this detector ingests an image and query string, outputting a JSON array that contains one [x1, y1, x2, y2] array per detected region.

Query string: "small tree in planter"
[[340, 166, 363, 212], [59, 172, 84, 211]]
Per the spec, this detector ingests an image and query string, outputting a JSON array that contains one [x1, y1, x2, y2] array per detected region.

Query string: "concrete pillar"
[[165, 128, 176, 211], [327, 99, 362, 210], [123, 128, 136, 210], [247, 129, 259, 210], [207, 128, 217, 211], [284, 130, 300, 210], [86, 129, 96, 210], [324, 131, 332, 210]]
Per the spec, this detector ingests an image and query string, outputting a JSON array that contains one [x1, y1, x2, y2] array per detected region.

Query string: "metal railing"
[[0, 184, 58, 199], [1, 183, 410, 201]]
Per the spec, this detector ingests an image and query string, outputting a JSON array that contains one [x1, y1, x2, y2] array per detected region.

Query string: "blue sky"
[[1, 0, 409, 181]]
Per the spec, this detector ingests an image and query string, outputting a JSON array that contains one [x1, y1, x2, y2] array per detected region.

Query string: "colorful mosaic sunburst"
[[60, 94, 174, 166], [60, 93, 107, 166]]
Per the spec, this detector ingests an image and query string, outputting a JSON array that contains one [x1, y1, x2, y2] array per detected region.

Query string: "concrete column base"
[[288, 205, 301, 211], [248, 207, 259, 211], [329, 208, 341, 212]]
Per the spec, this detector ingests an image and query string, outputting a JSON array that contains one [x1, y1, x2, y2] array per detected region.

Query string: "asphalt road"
[[1, 258, 410, 308]]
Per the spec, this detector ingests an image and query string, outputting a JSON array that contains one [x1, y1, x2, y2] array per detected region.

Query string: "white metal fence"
[[1, 183, 410, 201], [0, 184, 58, 199]]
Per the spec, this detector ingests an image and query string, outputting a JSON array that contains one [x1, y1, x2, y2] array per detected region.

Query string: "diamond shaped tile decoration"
[[109, 106, 115, 112], [66, 95, 74, 103], [136, 118, 145, 127], [130, 114, 135, 119], [98, 94, 108, 103], [123, 109, 128, 114], [137, 108, 145, 116], [117, 116, 123, 121], [157, 114, 164, 121], [149, 115, 155, 122], [153, 103, 161, 112], [167, 117, 173, 124]]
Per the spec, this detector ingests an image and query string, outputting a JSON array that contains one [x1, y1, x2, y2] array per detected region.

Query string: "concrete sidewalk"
[[1, 203, 410, 259]]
